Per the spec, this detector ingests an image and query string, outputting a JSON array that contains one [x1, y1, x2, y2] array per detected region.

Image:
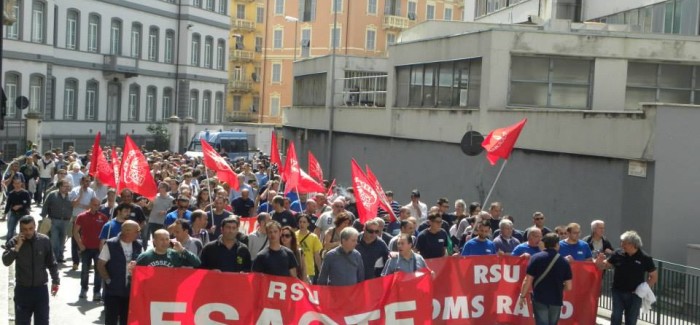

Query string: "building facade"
[[1, 0, 232, 154]]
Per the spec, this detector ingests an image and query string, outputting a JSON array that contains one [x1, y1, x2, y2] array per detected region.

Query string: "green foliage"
[[146, 122, 170, 151]]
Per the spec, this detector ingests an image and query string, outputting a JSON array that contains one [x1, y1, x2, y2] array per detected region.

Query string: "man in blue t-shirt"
[[99, 203, 131, 247], [164, 196, 192, 228], [461, 220, 497, 256], [558, 223, 593, 261], [512, 227, 543, 257]]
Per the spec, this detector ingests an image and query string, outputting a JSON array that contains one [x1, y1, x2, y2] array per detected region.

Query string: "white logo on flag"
[[122, 150, 145, 185], [354, 177, 378, 206]]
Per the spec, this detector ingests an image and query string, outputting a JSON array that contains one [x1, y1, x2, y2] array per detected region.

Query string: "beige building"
[[252, 0, 464, 124]]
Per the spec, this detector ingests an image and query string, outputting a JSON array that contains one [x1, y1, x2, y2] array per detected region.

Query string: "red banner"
[[350, 159, 380, 224], [129, 267, 433, 324], [426, 255, 601, 325], [238, 217, 258, 235]]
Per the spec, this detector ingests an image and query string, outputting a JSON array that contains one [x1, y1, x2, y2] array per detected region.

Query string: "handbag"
[[38, 217, 52, 235]]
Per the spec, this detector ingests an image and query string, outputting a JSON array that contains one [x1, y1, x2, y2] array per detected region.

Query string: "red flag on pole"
[[89, 132, 101, 177], [200, 139, 239, 191], [119, 135, 158, 199], [481, 118, 527, 165], [350, 159, 379, 225], [111, 147, 120, 189], [89, 133, 117, 187], [282, 142, 300, 194], [270, 131, 282, 170], [307, 151, 323, 182], [365, 165, 397, 222], [296, 169, 325, 194]]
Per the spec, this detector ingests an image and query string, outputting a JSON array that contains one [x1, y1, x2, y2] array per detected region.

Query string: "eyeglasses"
[[534, 217, 544, 220], [281, 234, 292, 238], [365, 229, 379, 234]]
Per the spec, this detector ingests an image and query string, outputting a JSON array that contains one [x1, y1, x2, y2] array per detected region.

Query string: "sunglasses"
[[281, 233, 293, 238], [365, 229, 380, 234], [534, 217, 544, 220]]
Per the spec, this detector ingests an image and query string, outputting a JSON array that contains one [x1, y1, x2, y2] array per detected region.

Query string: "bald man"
[[136, 229, 200, 268]]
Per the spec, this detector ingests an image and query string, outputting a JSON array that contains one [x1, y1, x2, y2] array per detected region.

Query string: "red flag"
[[119, 135, 158, 199], [296, 169, 326, 194], [307, 151, 323, 182], [326, 179, 336, 197], [365, 165, 396, 222], [200, 139, 239, 191], [481, 118, 527, 165], [282, 142, 300, 194], [350, 159, 379, 225], [270, 131, 282, 170], [89, 132, 101, 177], [111, 147, 120, 189]]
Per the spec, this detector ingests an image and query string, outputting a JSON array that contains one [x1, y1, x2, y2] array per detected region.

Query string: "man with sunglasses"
[[524, 211, 552, 239], [356, 218, 390, 280]]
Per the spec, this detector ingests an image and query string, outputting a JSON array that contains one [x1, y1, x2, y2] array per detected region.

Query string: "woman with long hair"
[[295, 214, 323, 284], [322, 212, 351, 255], [195, 188, 211, 211], [280, 226, 307, 282]]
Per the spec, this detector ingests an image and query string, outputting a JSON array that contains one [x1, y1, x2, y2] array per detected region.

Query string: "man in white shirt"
[[69, 176, 98, 270], [36, 151, 55, 206], [403, 190, 428, 223]]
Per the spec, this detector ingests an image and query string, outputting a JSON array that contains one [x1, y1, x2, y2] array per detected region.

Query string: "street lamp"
[[284, 16, 299, 62]]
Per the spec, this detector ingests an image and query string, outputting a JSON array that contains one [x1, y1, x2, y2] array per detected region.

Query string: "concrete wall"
[[285, 126, 653, 257]]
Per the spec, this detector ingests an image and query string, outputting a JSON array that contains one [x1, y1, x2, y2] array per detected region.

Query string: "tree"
[[146, 122, 169, 151]]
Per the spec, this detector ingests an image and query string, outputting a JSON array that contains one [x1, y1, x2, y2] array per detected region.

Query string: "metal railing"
[[383, 15, 410, 30], [340, 73, 387, 108], [598, 260, 700, 324]]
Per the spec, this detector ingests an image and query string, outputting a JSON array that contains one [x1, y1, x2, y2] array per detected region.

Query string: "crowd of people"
[[0, 146, 657, 325]]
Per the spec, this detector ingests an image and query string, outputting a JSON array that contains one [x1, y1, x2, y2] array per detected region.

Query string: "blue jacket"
[[103, 237, 142, 297]]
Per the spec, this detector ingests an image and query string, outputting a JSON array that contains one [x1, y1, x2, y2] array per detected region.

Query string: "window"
[[148, 27, 159, 61], [193, 0, 202, 8], [165, 30, 175, 63], [273, 29, 283, 49], [128, 84, 140, 121], [396, 58, 481, 108], [385, 0, 402, 16], [31, 0, 45, 43], [257, 7, 265, 23], [509, 56, 592, 109], [29, 74, 44, 114], [255, 36, 263, 52], [272, 63, 282, 83], [204, 36, 213, 68], [215, 92, 223, 123], [444, 7, 453, 21], [233, 95, 241, 111], [426, 4, 435, 20], [191, 33, 200, 66], [365, 29, 376, 51], [625, 62, 699, 109], [368, 0, 377, 14], [252, 96, 260, 112], [301, 29, 311, 57], [233, 65, 243, 81], [66, 9, 79, 50], [217, 39, 225, 70], [332, 0, 342, 13], [202, 91, 212, 123], [237, 4, 245, 19], [408, 1, 416, 17], [5, 0, 21, 40], [87, 14, 100, 53], [162, 87, 173, 119], [275, 0, 284, 15], [270, 96, 280, 116], [299, 0, 317, 21], [206, 0, 214, 11], [86, 80, 98, 120], [386, 33, 396, 51], [110, 19, 122, 55], [131, 23, 142, 58], [4, 73, 20, 118], [218, 0, 227, 14], [189, 90, 199, 120], [146, 86, 156, 122], [254, 66, 262, 83], [331, 26, 340, 49], [64, 79, 78, 120]]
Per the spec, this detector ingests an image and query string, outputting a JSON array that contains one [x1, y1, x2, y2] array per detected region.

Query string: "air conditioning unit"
[[408, 13, 416, 20]]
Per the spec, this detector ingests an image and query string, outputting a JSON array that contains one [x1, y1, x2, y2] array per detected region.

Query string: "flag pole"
[[204, 164, 214, 228], [483, 159, 508, 208]]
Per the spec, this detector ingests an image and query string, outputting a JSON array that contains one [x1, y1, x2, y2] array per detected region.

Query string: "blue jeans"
[[49, 219, 68, 262], [80, 249, 102, 292], [36, 178, 52, 204], [6, 210, 21, 243], [611, 288, 642, 325], [14, 285, 49, 325], [532, 300, 561, 325]]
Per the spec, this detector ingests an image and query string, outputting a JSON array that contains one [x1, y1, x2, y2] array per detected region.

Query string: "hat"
[[411, 189, 420, 197]]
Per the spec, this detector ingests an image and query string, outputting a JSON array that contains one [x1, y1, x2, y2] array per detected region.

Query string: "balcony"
[[231, 18, 256, 32], [228, 80, 253, 93], [383, 15, 410, 30], [230, 49, 255, 62], [227, 111, 256, 122], [102, 55, 139, 78]]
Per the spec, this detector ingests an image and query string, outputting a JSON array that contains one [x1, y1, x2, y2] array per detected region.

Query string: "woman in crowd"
[[280, 226, 307, 282]]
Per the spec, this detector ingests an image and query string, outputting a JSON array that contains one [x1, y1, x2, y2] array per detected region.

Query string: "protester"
[[164, 195, 193, 228], [461, 220, 498, 256], [271, 195, 298, 229], [70, 175, 98, 270], [382, 233, 427, 276], [322, 212, 352, 256], [415, 213, 449, 259], [403, 189, 428, 223], [232, 188, 255, 217], [136, 229, 201, 268], [96, 220, 143, 325], [559, 223, 593, 262], [524, 212, 552, 238], [207, 196, 233, 239], [248, 213, 271, 259], [356, 218, 390, 280], [488, 202, 504, 233], [148, 182, 174, 240], [168, 219, 203, 255], [493, 219, 521, 255], [4, 177, 32, 243], [595, 230, 657, 325], [189, 209, 211, 246], [252, 221, 299, 277], [317, 227, 364, 286], [280, 226, 306, 281], [518, 233, 573, 325], [388, 218, 417, 252], [199, 216, 252, 272], [295, 214, 322, 283], [583, 220, 614, 256], [36, 151, 56, 206], [99, 203, 132, 248], [512, 227, 543, 258], [73, 198, 109, 301], [2, 216, 60, 325], [315, 198, 348, 241]]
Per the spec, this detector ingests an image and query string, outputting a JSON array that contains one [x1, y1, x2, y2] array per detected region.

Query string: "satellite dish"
[[460, 130, 484, 156], [16, 96, 29, 110]]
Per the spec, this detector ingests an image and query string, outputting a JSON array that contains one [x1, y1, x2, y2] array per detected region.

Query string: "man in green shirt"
[[135, 229, 200, 268]]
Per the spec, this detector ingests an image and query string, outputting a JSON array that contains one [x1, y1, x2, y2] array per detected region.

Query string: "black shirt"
[[415, 229, 449, 259], [608, 248, 656, 292], [356, 236, 390, 280], [252, 246, 298, 277], [231, 197, 255, 217], [207, 210, 233, 238], [271, 210, 297, 229], [198, 239, 252, 272]]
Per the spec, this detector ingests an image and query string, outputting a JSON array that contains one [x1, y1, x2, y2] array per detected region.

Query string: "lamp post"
[[284, 16, 299, 62]]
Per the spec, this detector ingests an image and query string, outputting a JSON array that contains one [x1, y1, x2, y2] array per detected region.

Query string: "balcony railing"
[[227, 111, 256, 122], [231, 18, 256, 32], [230, 49, 254, 61], [228, 80, 253, 93], [383, 15, 410, 30], [103, 55, 139, 77]]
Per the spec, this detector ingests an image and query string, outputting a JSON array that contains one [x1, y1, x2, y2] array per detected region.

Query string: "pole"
[[483, 159, 508, 208], [293, 20, 298, 63], [326, 4, 338, 177]]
